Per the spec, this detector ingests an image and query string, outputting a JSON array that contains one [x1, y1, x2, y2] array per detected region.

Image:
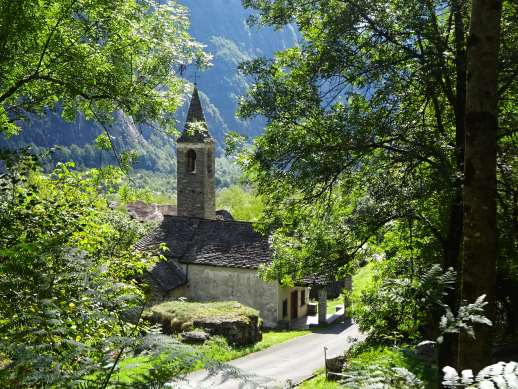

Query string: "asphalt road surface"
[[174, 321, 362, 389]]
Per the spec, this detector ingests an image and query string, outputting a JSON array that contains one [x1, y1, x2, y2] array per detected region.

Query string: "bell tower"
[[176, 85, 216, 219]]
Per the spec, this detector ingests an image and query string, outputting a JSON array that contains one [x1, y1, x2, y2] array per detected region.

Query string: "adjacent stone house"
[[137, 86, 308, 328]]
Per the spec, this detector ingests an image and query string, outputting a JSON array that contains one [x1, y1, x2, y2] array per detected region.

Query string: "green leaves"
[[238, 0, 517, 353], [349, 260, 456, 344], [0, 155, 163, 386], [0, 0, 209, 136], [0, 107, 20, 137], [95, 133, 112, 151], [438, 295, 492, 344]]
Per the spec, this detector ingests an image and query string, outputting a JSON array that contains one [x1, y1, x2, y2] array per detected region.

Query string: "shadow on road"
[[310, 319, 354, 334]]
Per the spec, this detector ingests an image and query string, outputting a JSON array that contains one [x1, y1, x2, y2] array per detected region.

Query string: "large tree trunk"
[[440, 193, 462, 370], [458, 0, 502, 373], [439, 1, 467, 371]]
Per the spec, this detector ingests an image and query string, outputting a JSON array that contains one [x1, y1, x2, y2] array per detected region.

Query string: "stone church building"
[[137, 86, 309, 328]]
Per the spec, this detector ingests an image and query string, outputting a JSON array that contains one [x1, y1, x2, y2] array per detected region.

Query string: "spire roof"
[[178, 85, 213, 143]]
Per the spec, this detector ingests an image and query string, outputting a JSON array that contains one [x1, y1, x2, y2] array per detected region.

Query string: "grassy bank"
[[299, 345, 436, 389], [193, 328, 310, 364], [350, 261, 376, 300], [326, 297, 344, 315], [322, 261, 376, 316], [115, 328, 310, 384], [299, 369, 342, 389], [143, 300, 259, 331]]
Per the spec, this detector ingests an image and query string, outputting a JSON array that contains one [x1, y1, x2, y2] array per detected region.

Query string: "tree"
[[0, 153, 207, 387], [216, 185, 264, 221], [458, 0, 503, 373], [0, 0, 208, 139], [238, 0, 518, 366]]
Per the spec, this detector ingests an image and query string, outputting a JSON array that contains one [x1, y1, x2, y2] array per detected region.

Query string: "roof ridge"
[[162, 214, 267, 227]]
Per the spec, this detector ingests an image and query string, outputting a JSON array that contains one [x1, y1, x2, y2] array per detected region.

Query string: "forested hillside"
[[0, 0, 298, 178]]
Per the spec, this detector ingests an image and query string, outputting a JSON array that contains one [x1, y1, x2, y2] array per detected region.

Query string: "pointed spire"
[[185, 84, 206, 126], [178, 84, 213, 143]]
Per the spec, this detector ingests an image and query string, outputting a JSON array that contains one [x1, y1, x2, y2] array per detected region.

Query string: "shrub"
[[348, 260, 455, 345], [0, 154, 202, 387]]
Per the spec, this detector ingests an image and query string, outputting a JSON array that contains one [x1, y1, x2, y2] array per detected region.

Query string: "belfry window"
[[187, 149, 196, 173]]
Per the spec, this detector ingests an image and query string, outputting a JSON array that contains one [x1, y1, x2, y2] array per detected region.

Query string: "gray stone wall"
[[318, 288, 328, 325], [177, 142, 216, 219], [182, 264, 279, 328]]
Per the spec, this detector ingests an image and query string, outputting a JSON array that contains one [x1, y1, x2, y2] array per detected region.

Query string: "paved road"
[[175, 322, 362, 389]]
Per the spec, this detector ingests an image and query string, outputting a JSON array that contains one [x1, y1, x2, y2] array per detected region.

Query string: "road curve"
[[175, 322, 362, 388]]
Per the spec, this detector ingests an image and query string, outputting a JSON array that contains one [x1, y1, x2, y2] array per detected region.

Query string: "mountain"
[[1, 0, 298, 179], [181, 0, 298, 144]]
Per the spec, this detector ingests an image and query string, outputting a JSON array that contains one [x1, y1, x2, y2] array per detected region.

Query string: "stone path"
[[174, 321, 362, 389]]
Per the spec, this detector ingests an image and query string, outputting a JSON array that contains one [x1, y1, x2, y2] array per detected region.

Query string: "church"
[[136, 86, 310, 328]]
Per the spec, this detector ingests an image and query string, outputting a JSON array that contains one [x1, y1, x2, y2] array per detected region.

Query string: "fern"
[[341, 364, 425, 389], [437, 295, 492, 344], [442, 361, 518, 388]]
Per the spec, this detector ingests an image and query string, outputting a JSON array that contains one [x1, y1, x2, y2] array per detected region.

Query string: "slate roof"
[[177, 85, 214, 143], [297, 273, 335, 287], [216, 209, 234, 221], [136, 215, 271, 270], [148, 260, 187, 292]]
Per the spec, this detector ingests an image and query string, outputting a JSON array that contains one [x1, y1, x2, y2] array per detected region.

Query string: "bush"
[[342, 345, 437, 389], [0, 155, 201, 387], [347, 259, 455, 345]]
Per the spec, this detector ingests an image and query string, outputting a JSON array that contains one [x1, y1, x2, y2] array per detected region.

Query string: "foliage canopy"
[[239, 0, 518, 343], [0, 0, 209, 138]]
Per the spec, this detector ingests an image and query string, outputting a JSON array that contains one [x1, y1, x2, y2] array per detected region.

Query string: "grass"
[[118, 300, 310, 384], [309, 263, 376, 317], [351, 261, 377, 301], [326, 296, 345, 315], [299, 345, 437, 389], [299, 369, 342, 389], [194, 328, 310, 363], [143, 300, 259, 333], [146, 300, 258, 322], [115, 328, 310, 384]]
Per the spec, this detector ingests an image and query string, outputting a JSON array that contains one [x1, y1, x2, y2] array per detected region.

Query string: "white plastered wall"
[[180, 264, 279, 328], [277, 285, 309, 322]]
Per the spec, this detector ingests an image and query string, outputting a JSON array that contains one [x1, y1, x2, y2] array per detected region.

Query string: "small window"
[[187, 149, 196, 173], [282, 299, 288, 318], [300, 290, 306, 307]]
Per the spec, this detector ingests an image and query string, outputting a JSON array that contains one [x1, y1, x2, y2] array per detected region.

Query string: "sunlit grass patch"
[[115, 328, 310, 383]]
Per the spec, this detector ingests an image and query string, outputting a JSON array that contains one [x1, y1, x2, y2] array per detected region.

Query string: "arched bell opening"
[[187, 149, 196, 173]]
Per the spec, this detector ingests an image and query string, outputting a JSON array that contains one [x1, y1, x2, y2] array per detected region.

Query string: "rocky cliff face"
[[1, 1, 297, 172]]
